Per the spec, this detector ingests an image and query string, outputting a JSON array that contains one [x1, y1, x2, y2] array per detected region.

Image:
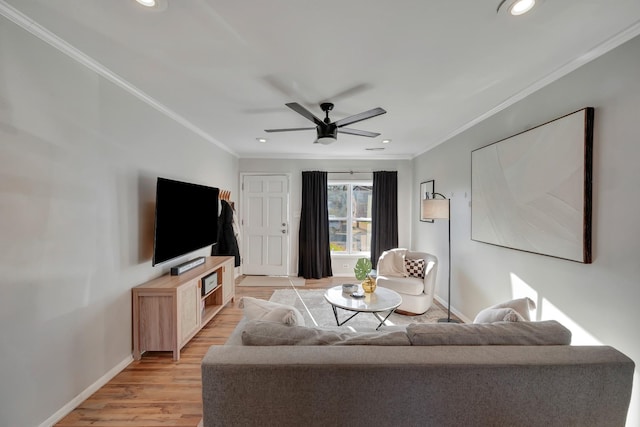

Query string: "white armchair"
[[375, 250, 437, 315]]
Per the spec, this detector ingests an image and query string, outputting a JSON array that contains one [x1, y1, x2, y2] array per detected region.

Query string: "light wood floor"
[[56, 277, 458, 426]]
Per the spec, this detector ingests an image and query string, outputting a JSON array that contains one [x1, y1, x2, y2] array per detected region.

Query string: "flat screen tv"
[[152, 177, 219, 266]]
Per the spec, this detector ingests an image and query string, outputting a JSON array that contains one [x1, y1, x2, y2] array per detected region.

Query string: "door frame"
[[239, 173, 292, 276]]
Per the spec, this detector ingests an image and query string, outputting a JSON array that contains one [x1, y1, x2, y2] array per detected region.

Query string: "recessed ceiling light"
[[382, 139, 391, 144], [497, 0, 539, 16], [135, 0, 168, 11], [257, 138, 267, 143], [510, 0, 535, 15]]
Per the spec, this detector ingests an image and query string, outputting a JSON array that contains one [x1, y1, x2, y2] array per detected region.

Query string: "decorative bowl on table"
[[342, 284, 358, 294]]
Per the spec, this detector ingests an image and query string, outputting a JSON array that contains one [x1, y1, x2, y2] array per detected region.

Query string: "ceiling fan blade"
[[338, 128, 380, 138], [262, 75, 314, 105], [334, 107, 386, 128], [286, 102, 325, 126], [319, 83, 373, 104], [264, 127, 315, 133]]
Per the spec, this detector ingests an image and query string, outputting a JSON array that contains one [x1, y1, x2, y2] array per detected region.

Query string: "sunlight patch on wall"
[[509, 273, 601, 344], [540, 298, 602, 345]]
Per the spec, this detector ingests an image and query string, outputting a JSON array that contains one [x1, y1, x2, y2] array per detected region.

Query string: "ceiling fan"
[[265, 102, 386, 145]]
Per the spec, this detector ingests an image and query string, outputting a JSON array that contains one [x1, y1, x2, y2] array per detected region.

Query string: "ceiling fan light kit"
[[265, 101, 386, 145], [316, 136, 337, 145]]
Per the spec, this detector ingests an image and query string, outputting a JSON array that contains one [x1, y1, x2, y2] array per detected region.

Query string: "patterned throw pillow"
[[405, 258, 425, 279]]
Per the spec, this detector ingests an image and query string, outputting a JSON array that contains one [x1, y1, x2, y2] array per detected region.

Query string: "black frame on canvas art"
[[471, 107, 593, 263]]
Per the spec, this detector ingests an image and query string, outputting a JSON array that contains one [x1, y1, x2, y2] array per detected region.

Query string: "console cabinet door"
[[178, 280, 200, 347], [135, 291, 175, 357]]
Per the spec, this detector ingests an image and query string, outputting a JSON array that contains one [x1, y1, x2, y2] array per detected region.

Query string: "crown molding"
[[0, 1, 238, 158], [413, 18, 640, 159]]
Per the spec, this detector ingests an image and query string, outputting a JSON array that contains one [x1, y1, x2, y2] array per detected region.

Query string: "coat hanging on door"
[[211, 199, 241, 267]]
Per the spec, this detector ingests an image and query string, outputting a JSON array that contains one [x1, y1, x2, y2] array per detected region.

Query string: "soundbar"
[[171, 256, 206, 276]]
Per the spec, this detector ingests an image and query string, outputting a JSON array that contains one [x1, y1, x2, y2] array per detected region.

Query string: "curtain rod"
[[326, 171, 372, 174]]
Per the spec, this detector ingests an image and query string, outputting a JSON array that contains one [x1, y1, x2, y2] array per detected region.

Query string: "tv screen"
[[152, 177, 219, 266]]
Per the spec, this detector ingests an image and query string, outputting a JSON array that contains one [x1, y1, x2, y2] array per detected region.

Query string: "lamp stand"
[[438, 199, 459, 323]]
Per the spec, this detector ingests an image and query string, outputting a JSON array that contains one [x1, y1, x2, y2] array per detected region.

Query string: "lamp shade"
[[421, 199, 449, 220]]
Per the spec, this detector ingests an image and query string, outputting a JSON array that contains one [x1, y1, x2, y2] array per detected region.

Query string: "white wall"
[[239, 158, 413, 276], [0, 17, 238, 426], [413, 35, 640, 425]]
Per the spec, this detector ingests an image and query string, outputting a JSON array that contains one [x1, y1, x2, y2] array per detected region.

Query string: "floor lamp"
[[421, 193, 459, 323]]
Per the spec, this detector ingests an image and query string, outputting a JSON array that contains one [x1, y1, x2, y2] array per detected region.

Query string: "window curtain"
[[370, 171, 398, 269], [298, 171, 333, 279]]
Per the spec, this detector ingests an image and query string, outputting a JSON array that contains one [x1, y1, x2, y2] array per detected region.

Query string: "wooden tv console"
[[132, 256, 235, 360]]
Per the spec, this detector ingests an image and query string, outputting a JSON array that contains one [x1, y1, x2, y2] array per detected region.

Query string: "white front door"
[[241, 174, 290, 276]]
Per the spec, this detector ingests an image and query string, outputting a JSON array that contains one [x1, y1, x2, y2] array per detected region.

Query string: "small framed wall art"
[[419, 180, 435, 223]]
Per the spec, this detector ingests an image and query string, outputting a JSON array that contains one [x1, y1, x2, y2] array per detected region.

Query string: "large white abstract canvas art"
[[471, 108, 593, 263]]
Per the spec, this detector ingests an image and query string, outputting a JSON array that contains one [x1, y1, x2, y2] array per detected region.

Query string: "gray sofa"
[[201, 320, 635, 427]]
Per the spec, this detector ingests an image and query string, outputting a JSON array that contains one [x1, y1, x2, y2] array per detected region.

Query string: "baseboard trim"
[[433, 295, 472, 324], [39, 355, 133, 427]]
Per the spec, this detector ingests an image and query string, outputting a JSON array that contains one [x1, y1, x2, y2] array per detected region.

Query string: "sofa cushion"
[[241, 320, 411, 346], [473, 307, 526, 324], [405, 258, 425, 279], [239, 296, 305, 326], [406, 321, 571, 346], [376, 275, 424, 295]]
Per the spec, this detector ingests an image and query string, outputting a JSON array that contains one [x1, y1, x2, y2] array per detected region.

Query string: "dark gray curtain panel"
[[371, 171, 398, 268], [298, 171, 333, 279]]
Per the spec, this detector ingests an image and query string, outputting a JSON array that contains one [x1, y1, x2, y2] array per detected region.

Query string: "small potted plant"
[[354, 257, 376, 293]]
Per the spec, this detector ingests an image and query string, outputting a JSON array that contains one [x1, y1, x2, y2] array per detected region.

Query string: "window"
[[328, 182, 372, 255]]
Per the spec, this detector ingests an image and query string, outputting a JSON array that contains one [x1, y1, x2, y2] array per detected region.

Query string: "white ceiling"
[[3, 0, 640, 159]]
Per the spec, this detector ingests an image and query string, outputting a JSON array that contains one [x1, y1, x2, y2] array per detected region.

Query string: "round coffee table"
[[324, 285, 402, 330]]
